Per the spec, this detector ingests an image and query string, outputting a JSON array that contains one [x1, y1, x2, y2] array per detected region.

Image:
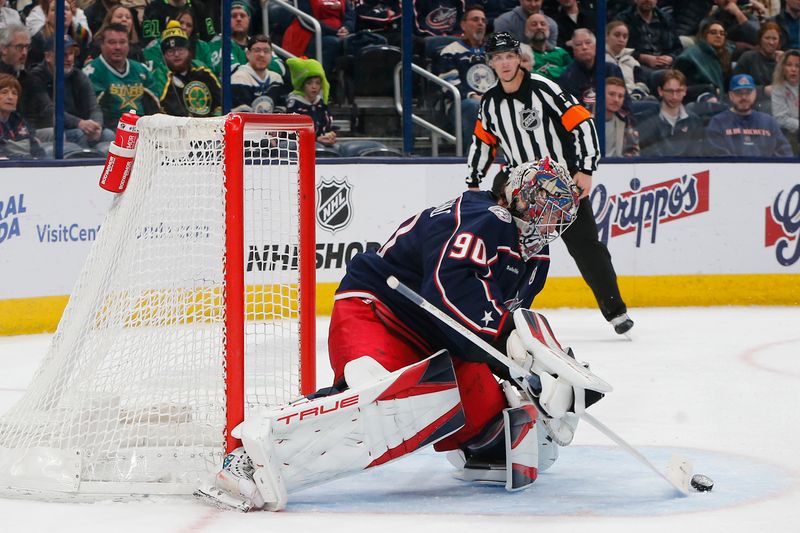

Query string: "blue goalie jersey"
[[335, 190, 550, 362]]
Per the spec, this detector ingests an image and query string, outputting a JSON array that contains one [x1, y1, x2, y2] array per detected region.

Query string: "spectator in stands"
[[28, 0, 91, 68], [762, 0, 781, 18], [434, 5, 493, 146], [734, 21, 783, 111], [27, 0, 90, 38], [773, 0, 800, 50], [174, 7, 215, 71], [85, 0, 118, 35], [519, 41, 534, 70], [193, 1, 255, 77], [706, 73, 792, 156], [637, 68, 705, 156], [558, 28, 628, 116], [526, 12, 571, 80], [231, 35, 289, 113], [158, 21, 221, 117], [494, 0, 558, 49], [616, 0, 683, 88], [771, 48, 800, 152], [0, 73, 44, 159], [707, 0, 763, 53], [282, 0, 356, 77], [674, 20, 732, 100], [551, 0, 595, 52], [286, 57, 336, 147], [0, 24, 29, 85], [354, 0, 401, 46], [87, 5, 144, 63], [141, 0, 218, 44], [661, 0, 714, 44], [0, 0, 23, 31], [82, 22, 160, 130], [229, 0, 252, 62], [605, 0, 633, 21], [605, 76, 640, 157], [23, 34, 112, 147], [605, 20, 652, 99]]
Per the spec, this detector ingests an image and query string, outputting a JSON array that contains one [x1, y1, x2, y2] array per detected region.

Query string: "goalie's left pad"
[[236, 350, 465, 510]]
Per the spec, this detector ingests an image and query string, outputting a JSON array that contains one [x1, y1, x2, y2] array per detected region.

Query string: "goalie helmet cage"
[[0, 113, 317, 500]]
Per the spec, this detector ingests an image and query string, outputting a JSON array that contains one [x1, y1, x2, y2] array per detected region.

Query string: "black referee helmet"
[[485, 32, 520, 57]]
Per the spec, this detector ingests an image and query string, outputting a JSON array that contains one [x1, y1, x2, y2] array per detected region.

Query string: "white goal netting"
[[0, 114, 314, 498]]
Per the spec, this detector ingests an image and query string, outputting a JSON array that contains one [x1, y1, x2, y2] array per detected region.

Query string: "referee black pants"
[[561, 197, 627, 321]]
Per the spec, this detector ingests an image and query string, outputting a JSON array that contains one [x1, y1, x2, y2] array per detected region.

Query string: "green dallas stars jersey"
[[83, 56, 161, 129]]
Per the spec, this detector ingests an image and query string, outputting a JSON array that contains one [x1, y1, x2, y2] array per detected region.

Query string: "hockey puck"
[[691, 473, 714, 492]]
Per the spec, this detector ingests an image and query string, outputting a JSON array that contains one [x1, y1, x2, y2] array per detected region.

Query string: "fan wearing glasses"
[[0, 23, 30, 80]]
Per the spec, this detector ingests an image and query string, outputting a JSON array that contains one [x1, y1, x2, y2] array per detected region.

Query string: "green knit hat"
[[286, 57, 330, 104]]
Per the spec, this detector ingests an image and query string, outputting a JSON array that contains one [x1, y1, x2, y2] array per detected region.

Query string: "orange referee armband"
[[561, 105, 592, 131]]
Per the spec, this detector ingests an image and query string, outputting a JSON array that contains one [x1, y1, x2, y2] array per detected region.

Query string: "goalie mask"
[[504, 158, 579, 259]]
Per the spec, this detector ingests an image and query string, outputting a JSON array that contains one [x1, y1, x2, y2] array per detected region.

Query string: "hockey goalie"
[[196, 158, 612, 511]]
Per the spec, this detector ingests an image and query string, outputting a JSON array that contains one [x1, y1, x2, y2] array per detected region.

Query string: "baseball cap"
[[45, 34, 78, 52], [729, 74, 756, 91]]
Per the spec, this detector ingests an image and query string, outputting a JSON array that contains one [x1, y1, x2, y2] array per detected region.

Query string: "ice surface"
[[1, 307, 799, 533]]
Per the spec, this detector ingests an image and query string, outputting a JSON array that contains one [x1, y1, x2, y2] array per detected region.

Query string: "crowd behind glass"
[[0, 0, 797, 159]]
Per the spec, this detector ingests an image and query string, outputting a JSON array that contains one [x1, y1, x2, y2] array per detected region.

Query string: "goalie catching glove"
[[505, 309, 612, 442]]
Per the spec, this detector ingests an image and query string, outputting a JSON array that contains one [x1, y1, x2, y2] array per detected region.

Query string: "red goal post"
[[224, 113, 317, 453]]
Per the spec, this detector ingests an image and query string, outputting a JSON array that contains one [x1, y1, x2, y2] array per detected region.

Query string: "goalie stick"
[[385, 275, 692, 497]]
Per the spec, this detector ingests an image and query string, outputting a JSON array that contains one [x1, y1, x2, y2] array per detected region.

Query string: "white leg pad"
[[238, 350, 464, 509]]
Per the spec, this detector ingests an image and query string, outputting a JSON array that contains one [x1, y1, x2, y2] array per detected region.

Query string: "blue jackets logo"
[[0, 193, 26, 244], [316, 177, 353, 233], [765, 184, 799, 267]]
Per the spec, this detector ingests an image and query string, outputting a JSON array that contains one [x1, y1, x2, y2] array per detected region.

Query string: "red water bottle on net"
[[99, 110, 140, 193]]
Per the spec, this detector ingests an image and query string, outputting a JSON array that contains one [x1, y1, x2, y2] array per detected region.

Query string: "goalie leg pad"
[[503, 404, 539, 491], [238, 350, 465, 509]]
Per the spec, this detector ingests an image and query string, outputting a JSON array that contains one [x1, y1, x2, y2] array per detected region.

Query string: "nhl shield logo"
[[519, 107, 540, 131], [316, 177, 353, 233]]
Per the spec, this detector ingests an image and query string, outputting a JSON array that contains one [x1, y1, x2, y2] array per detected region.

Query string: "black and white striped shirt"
[[467, 71, 600, 186]]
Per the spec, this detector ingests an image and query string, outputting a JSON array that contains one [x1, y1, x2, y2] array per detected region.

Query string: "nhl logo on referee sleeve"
[[316, 178, 353, 233], [519, 108, 540, 131]]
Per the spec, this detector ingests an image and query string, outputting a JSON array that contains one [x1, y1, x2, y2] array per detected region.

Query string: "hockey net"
[[0, 114, 317, 499]]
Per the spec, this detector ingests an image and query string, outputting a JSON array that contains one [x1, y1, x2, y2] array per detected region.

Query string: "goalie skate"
[[194, 447, 266, 512], [193, 484, 255, 513]]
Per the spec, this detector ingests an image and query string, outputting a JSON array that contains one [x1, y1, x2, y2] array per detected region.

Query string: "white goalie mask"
[[504, 158, 580, 259]]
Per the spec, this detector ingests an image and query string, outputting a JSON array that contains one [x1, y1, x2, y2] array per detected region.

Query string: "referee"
[[467, 32, 633, 336]]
